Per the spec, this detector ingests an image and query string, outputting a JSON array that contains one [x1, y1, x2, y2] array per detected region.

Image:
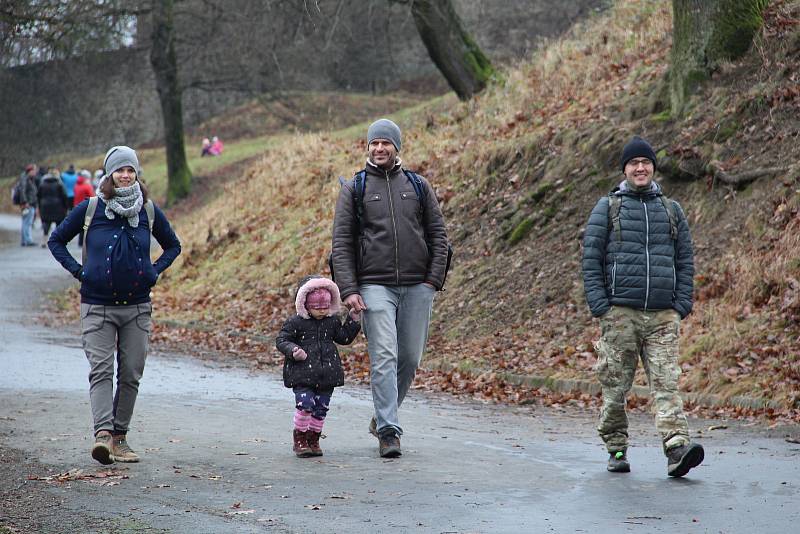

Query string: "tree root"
[[707, 160, 790, 187]]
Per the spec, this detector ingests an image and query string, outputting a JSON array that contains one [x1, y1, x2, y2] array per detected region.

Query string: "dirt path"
[[0, 213, 798, 534]]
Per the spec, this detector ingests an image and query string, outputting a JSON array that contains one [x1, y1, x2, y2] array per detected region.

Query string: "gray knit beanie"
[[103, 146, 140, 177], [367, 119, 402, 152]]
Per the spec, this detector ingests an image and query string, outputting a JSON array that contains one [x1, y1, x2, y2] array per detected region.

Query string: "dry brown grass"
[[149, 0, 800, 417]]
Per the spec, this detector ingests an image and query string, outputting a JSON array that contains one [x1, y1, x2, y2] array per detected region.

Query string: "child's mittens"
[[349, 308, 361, 322], [292, 346, 308, 361]]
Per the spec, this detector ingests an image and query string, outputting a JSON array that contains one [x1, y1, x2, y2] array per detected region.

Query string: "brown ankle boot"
[[306, 431, 323, 456], [111, 434, 140, 463], [91, 430, 114, 465], [293, 429, 313, 458]]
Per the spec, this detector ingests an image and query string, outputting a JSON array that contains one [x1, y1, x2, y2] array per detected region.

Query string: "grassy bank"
[[39, 1, 800, 420]]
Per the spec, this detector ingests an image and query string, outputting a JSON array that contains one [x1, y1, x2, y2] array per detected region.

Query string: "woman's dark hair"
[[100, 173, 149, 203]]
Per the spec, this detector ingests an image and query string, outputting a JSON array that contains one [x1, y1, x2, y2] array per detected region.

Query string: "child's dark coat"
[[276, 276, 360, 389]]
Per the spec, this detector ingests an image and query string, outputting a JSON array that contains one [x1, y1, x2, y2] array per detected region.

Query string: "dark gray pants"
[[81, 303, 152, 435]]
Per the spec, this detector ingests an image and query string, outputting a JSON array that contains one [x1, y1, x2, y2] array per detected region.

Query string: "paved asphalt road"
[[0, 213, 798, 533]]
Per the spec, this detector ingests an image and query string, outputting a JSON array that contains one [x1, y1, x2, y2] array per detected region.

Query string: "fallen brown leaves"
[[27, 468, 129, 485]]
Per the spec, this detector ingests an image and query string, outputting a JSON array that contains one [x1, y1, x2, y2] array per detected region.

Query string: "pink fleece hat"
[[295, 276, 341, 318], [306, 288, 332, 310]]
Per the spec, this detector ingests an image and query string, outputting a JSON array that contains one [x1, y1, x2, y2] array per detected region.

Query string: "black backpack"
[[11, 179, 24, 206], [330, 168, 454, 290]]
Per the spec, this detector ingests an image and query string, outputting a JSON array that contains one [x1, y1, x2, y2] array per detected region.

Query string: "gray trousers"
[[81, 303, 152, 435], [361, 283, 435, 435]]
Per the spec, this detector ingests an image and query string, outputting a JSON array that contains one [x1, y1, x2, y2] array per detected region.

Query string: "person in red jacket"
[[74, 171, 95, 246], [74, 170, 95, 206]]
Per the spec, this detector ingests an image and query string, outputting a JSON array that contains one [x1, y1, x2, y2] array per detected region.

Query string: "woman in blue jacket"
[[49, 146, 181, 465]]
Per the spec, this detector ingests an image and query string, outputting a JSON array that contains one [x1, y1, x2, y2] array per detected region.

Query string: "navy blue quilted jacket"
[[582, 181, 694, 319], [48, 198, 181, 305]]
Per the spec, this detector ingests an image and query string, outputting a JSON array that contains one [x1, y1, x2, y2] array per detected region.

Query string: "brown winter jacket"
[[331, 160, 449, 299]]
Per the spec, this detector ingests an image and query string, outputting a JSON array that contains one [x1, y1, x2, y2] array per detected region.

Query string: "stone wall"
[[0, 0, 607, 175]]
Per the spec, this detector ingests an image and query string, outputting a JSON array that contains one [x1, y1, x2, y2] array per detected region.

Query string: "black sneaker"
[[607, 450, 630, 473], [666, 442, 704, 477], [378, 429, 401, 458]]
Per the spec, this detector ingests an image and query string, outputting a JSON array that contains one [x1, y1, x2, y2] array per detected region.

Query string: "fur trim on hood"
[[295, 275, 341, 319]]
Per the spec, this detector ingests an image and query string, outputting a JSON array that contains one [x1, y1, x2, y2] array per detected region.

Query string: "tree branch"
[[707, 160, 790, 187]]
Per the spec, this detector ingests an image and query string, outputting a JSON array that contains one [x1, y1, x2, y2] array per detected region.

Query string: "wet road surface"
[[0, 213, 798, 533]]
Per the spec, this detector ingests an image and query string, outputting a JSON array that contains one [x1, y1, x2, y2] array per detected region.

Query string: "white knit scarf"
[[98, 178, 143, 228]]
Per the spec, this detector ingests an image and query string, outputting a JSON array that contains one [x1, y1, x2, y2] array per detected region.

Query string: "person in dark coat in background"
[[275, 275, 361, 458], [582, 136, 703, 478], [48, 145, 181, 466], [36, 171, 69, 247]]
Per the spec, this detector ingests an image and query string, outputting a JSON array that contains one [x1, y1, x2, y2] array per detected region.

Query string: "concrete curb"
[[155, 318, 786, 412]]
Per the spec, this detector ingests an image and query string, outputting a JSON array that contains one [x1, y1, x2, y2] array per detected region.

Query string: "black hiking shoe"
[[378, 429, 401, 458], [607, 450, 630, 473], [666, 442, 704, 477]]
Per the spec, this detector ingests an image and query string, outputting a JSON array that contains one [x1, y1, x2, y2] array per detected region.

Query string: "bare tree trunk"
[[670, 0, 768, 116], [410, 0, 494, 100], [149, 0, 191, 205]]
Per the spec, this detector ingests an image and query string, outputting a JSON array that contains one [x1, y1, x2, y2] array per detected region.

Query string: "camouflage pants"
[[594, 306, 690, 455]]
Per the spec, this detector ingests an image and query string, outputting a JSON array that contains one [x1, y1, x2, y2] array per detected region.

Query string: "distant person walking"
[[201, 137, 212, 157], [581, 136, 703, 477], [36, 170, 69, 247], [275, 275, 361, 458], [15, 164, 38, 246], [61, 164, 79, 210], [331, 119, 450, 458], [73, 170, 96, 247], [48, 146, 181, 465]]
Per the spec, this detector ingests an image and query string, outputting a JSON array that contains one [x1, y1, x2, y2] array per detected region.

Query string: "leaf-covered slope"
[[156, 0, 800, 417]]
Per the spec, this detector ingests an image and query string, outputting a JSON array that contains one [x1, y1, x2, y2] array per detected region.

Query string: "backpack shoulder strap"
[[402, 170, 427, 202], [403, 170, 428, 220], [82, 196, 99, 264], [144, 199, 155, 233], [352, 170, 367, 232], [660, 195, 678, 240], [607, 194, 622, 242]]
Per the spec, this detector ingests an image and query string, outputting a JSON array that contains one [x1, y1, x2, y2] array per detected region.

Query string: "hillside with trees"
[[41, 0, 800, 421]]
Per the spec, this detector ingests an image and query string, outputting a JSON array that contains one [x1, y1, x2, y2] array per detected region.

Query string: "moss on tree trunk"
[[149, 0, 192, 205], [411, 0, 495, 100], [670, 0, 769, 116]]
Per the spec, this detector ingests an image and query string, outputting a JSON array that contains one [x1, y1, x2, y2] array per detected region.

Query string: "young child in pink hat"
[[276, 275, 361, 457]]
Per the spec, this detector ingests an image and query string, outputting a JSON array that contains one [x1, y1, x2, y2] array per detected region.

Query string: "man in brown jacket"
[[331, 118, 449, 457]]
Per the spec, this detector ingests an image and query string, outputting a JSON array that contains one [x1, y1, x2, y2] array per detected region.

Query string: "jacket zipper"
[[642, 198, 650, 310], [316, 321, 322, 381], [385, 170, 400, 285], [611, 260, 617, 296]]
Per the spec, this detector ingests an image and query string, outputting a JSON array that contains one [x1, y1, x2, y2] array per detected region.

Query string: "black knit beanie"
[[620, 136, 657, 172]]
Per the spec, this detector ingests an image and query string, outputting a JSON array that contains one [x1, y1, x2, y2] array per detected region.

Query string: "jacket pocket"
[[143, 263, 159, 288]]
